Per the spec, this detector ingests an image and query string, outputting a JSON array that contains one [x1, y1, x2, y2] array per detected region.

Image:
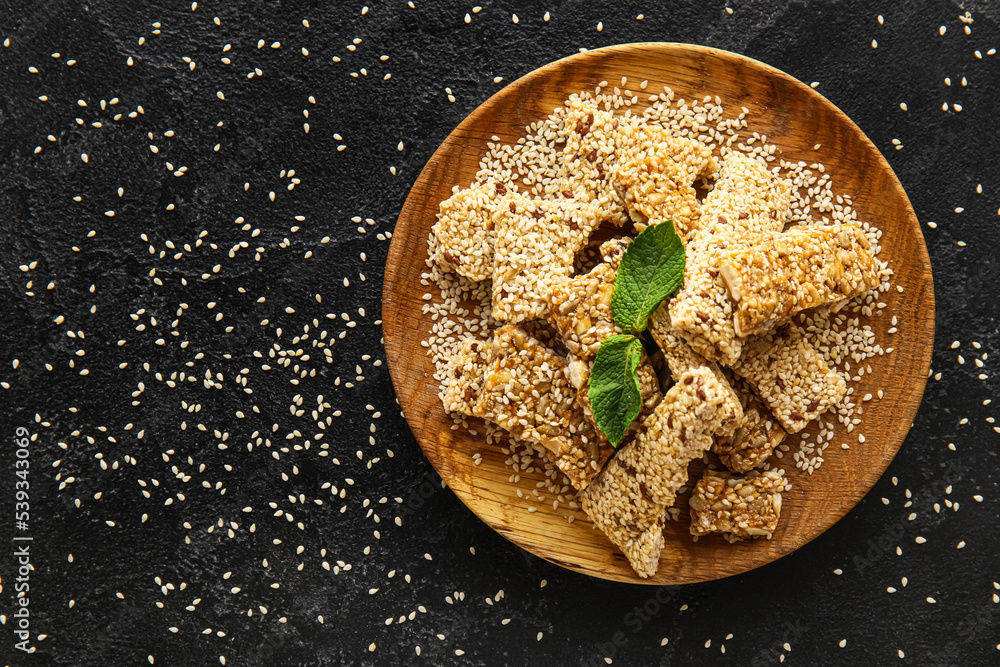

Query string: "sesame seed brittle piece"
[[610, 129, 715, 237], [440, 337, 494, 417], [719, 223, 880, 337], [582, 366, 736, 578], [491, 197, 604, 323], [627, 122, 719, 185], [431, 180, 511, 281], [649, 307, 785, 472], [545, 262, 620, 362], [580, 442, 668, 579], [699, 152, 792, 236], [543, 97, 630, 226], [731, 325, 847, 434], [689, 469, 784, 539], [626, 367, 738, 507], [648, 304, 743, 438], [667, 153, 791, 365], [472, 324, 611, 490], [712, 378, 788, 473]]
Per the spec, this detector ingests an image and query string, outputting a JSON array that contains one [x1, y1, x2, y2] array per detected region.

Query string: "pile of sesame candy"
[[423, 81, 898, 518]]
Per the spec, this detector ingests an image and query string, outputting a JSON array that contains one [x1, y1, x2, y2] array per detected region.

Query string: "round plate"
[[382, 43, 934, 584]]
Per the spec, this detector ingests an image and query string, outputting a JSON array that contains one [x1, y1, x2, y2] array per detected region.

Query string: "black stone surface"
[[1, 1, 998, 665]]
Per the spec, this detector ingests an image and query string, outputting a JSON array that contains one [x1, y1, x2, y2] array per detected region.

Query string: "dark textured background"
[[1, 1, 998, 665]]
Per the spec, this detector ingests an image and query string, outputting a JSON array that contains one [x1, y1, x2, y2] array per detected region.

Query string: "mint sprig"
[[589, 222, 686, 446], [610, 222, 686, 333]]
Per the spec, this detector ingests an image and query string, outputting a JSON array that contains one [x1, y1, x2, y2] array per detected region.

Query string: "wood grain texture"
[[382, 43, 934, 585]]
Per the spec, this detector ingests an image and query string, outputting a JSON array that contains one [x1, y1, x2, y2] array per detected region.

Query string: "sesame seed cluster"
[[649, 310, 746, 438], [441, 337, 493, 416], [545, 263, 620, 360], [611, 128, 716, 235], [689, 469, 785, 540], [666, 153, 792, 366], [430, 180, 504, 281], [732, 325, 849, 434], [491, 197, 605, 322], [471, 323, 611, 490]]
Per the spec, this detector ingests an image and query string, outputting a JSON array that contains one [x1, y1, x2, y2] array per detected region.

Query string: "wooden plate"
[[382, 43, 934, 584]]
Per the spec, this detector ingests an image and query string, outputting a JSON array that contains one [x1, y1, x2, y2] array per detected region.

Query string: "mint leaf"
[[589, 334, 644, 446], [610, 221, 686, 333], [590, 223, 686, 447]]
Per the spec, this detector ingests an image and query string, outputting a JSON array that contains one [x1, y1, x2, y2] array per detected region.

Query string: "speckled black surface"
[[1, 1, 998, 666]]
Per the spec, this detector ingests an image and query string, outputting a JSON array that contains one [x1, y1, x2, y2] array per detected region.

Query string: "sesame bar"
[[533, 98, 629, 226], [582, 366, 734, 577], [699, 152, 791, 236], [667, 154, 791, 365], [731, 325, 847, 434], [610, 140, 711, 237], [580, 449, 667, 578], [431, 180, 510, 281], [492, 196, 604, 322], [440, 337, 493, 416], [689, 469, 784, 539], [545, 263, 620, 361], [720, 223, 880, 337], [621, 366, 736, 507], [664, 232, 744, 365], [625, 122, 719, 185], [473, 324, 611, 489], [712, 382, 787, 473], [647, 305, 743, 438]]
